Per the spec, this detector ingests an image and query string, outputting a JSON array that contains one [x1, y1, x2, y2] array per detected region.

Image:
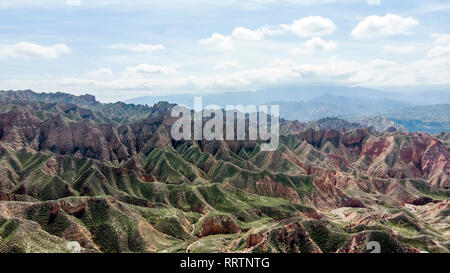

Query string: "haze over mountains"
[[125, 86, 450, 134], [0, 90, 448, 253]]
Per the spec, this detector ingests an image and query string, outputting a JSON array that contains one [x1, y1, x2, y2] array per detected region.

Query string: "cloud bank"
[[0, 42, 71, 59], [352, 14, 419, 39]]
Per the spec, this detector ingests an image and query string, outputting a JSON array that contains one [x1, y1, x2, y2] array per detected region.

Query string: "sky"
[[1, 0, 450, 102]]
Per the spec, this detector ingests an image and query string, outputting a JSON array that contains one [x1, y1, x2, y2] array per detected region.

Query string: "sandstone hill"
[[0, 90, 448, 253]]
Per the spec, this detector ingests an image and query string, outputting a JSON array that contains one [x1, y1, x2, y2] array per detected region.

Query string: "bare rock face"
[[246, 220, 322, 253], [0, 111, 41, 150], [341, 129, 369, 147], [301, 129, 326, 148], [246, 233, 265, 248], [199, 215, 241, 238], [80, 94, 96, 104], [410, 196, 436, 206], [361, 137, 391, 159], [253, 176, 301, 204], [306, 167, 366, 210], [56, 198, 88, 216], [421, 140, 449, 188]]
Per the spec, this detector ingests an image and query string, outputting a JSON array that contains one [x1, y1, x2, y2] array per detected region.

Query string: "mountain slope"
[[386, 104, 450, 134], [0, 90, 448, 253]]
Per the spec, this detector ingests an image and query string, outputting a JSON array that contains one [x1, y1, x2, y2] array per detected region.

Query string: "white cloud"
[[383, 45, 416, 54], [122, 64, 177, 75], [427, 45, 450, 58], [214, 61, 242, 71], [199, 16, 336, 51], [109, 43, 165, 53], [199, 25, 282, 49], [351, 13, 419, 39], [366, 0, 380, 6], [281, 16, 336, 37], [291, 37, 337, 54], [290, 58, 359, 82], [22, 53, 450, 99], [231, 27, 264, 40], [431, 33, 450, 44], [66, 0, 81, 6], [354, 56, 450, 86], [259, 26, 284, 36], [54, 58, 344, 94], [0, 42, 71, 59], [198, 33, 234, 51], [85, 68, 113, 78], [51, 60, 305, 95], [428, 33, 450, 58], [349, 59, 403, 86]]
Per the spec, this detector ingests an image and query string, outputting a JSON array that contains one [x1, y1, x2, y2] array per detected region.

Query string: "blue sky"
[[1, 0, 450, 102]]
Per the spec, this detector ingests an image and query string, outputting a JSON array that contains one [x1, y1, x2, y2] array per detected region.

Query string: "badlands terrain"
[[0, 90, 448, 253]]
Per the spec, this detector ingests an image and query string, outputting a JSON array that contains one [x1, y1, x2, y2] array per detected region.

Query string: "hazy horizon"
[[1, 0, 450, 102], [3, 84, 450, 105]]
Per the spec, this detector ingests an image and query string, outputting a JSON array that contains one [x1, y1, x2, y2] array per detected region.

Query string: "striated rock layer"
[[0, 90, 448, 253]]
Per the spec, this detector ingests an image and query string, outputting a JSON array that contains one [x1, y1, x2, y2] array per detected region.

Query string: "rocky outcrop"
[[199, 215, 241, 238], [253, 177, 301, 204], [356, 116, 407, 133], [246, 220, 323, 253]]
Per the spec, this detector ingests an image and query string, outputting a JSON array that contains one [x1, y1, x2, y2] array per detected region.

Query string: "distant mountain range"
[[125, 86, 400, 107], [125, 85, 450, 107], [272, 94, 411, 121], [126, 86, 449, 134], [385, 104, 450, 134], [302, 116, 407, 133]]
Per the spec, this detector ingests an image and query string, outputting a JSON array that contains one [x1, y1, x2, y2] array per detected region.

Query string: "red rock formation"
[[199, 215, 241, 238]]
